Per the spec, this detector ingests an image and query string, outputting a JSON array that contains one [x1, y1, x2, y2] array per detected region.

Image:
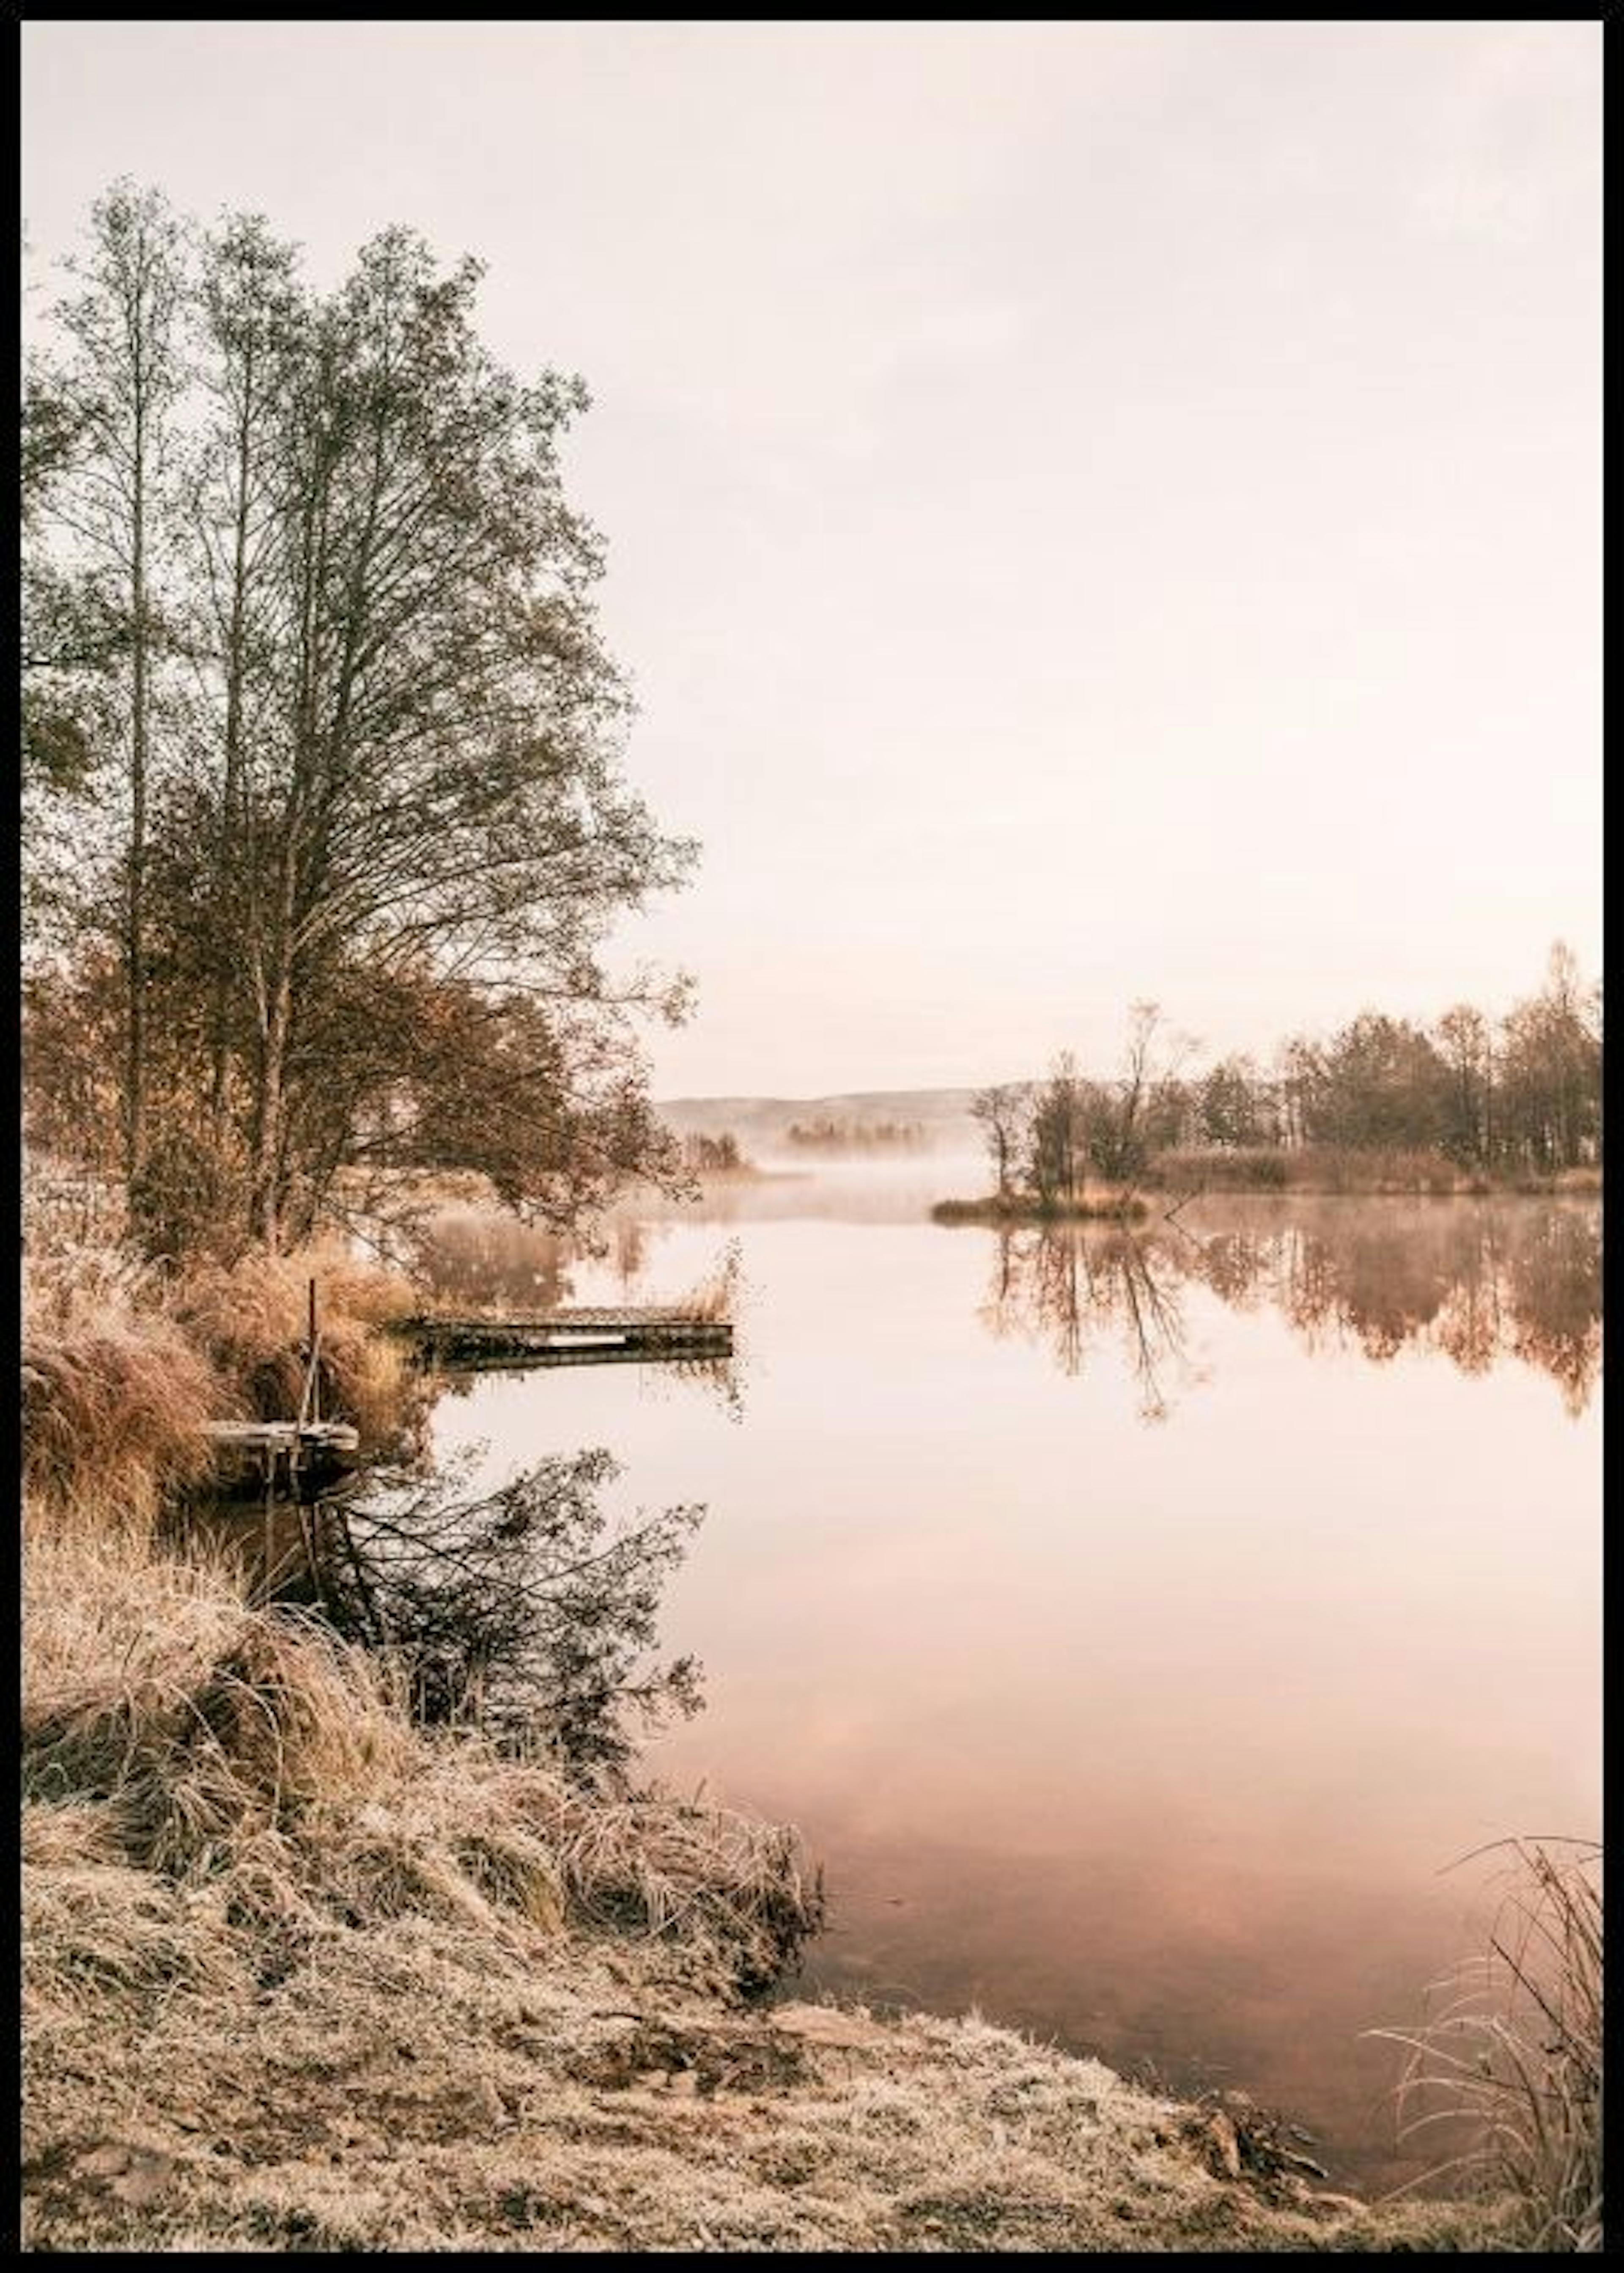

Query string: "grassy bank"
[[20, 1521, 1512, 2252], [22, 1233, 417, 1530], [21, 1231, 1547, 2251], [933, 1156, 1602, 1219], [1146, 1148, 1604, 1198], [933, 1192, 1150, 1226]]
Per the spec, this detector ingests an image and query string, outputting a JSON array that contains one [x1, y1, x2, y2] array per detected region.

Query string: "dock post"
[[307, 1277, 320, 1426]]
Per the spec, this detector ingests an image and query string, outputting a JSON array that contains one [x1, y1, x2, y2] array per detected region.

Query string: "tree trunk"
[[209, 373, 256, 1138], [249, 839, 300, 1249], [123, 475, 148, 1187], [249, 967, 291, 1248]]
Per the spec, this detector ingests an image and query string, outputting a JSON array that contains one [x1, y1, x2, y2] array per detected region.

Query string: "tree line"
[[785, 1116, 927, 1152], [973, 950, 1602, 1207], [23, 182, 694, 1258], [681, 1131, 747, 1173]]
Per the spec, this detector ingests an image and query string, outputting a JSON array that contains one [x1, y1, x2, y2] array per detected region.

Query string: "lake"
[[414, 1163, 1601, 2196]]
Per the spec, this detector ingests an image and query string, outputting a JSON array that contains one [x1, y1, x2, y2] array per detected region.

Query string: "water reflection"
[[398, 1206, 574, 1311], [387, 1208, 744, 1424], [974, 1201, 1600, 1418], [179, 1449, 707, 1789], [980, 1228, 1198, 1422], [413, 1181, 1599, 2194]]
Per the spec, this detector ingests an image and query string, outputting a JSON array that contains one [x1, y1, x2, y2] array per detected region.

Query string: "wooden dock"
[[402, 1306, 733, 1370], [201, 1418, 361, 1490], [195, 1278, 373, 1495], [203, 1421, 362, 1456]]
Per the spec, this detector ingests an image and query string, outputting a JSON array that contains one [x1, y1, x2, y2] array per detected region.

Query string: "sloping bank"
[[23, 1532, 1519, 2253], [22, 1251, 1511, 2251]]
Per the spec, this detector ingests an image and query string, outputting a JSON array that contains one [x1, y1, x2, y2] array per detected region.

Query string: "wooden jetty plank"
[[402, 1307, 728, 1333], [407, 1321, 728, 1338], [203, 1420, 360, 1454], [423, 1342, 730, 1373], [402, 1307, 731, 1370]]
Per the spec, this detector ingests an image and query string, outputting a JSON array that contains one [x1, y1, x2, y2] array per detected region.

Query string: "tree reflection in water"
[[399, 1209, 574, 1313], [980, 1228, 1196, 1421], [274, 1448, 707, 1788], [976, 1201, 1601, 1420], [396, 1205, 679, 1316]]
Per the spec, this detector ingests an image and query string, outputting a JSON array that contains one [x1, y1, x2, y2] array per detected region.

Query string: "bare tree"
[[226, 228, 696, 1245], [970, 1080, 1030, 1201], [50, 182, 187, 1186], [189, 212, 301, 1143], [1435, 1003, 1494, 1167], [1087, 1001, 1194, 1189], [1029, 1052, 1086, 1207]]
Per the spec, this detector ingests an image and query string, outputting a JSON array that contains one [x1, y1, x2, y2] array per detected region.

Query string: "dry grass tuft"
[[1372, 1838, 1602, 2251], [543, 1784, 824, 1989], [672, 1238, 743, 1323], [22, 1247, 223, 1529], [22, 1521, 820, 1997], [169, 1237, 415, 1441], [23, 1826, 251, 2017], [22, 1232, 426, 1533], [21, 1331, 219, 1531]]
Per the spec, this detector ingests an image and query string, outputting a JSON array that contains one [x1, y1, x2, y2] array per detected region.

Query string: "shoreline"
[[933, 1193, 1149, 1225], [22, 1235, 1528, 2251], [932, 1174, 1604, 1221]]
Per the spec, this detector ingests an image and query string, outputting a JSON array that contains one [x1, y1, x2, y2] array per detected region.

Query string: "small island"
[[933, 1007, 1174, 1225]]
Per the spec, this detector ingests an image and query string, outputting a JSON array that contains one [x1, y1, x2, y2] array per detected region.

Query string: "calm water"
[[417, 1166, 1601, 2194]]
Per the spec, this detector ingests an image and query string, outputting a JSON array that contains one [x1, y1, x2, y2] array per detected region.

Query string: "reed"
[[1370, 1838, 1602, 2251], [1149, 1146, 1606, 1197], [671, 1237, 743, 1322]]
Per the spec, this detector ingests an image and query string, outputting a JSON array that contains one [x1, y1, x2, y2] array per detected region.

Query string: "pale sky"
[[20, 20, 1602, 1096]]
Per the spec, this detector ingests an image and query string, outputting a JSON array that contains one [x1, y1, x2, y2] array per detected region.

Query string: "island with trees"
[[943, 958, 1602, 1225]]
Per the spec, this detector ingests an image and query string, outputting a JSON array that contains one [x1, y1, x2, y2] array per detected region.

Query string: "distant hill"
[[656, 1088, 983, 1155]]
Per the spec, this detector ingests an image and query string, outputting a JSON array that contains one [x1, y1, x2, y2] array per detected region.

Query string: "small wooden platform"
[[402, 1306, 733, 1369], [203, 1419, 361, 1474]]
